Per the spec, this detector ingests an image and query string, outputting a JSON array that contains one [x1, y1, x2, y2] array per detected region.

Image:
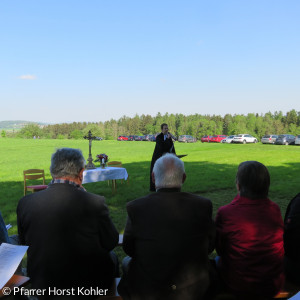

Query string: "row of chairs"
[[23, 161, 125, 196]]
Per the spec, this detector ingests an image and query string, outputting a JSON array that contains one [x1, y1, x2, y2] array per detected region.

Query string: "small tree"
[[1, 130, 6, 138]]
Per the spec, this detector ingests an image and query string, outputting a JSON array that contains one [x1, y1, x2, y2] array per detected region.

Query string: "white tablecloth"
[[82, 167, 128, 184]]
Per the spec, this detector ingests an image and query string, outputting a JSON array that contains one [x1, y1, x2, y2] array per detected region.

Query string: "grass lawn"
[[0, 138, 299, 261]]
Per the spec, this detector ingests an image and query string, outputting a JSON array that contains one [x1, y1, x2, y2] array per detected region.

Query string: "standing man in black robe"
[[150, 123, 176, 191]]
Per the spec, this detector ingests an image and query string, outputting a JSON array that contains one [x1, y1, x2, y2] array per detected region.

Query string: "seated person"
[[118, 153, 216, 300], [0, 211, 9, 244], [284, 193, 300, 285], [17, 148, 119, 293], [215, 161, 284, 298]]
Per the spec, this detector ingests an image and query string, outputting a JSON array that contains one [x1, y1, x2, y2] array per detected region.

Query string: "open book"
[[0, 243, 28, 289]]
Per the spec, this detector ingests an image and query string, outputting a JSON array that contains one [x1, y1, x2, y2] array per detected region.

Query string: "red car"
[[117, 135, 128, 141], [201, 135, 213, 143], [210, 135, 227, 143]]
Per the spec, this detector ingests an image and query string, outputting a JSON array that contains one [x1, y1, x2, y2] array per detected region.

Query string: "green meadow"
[[1, 138, 300, 236]]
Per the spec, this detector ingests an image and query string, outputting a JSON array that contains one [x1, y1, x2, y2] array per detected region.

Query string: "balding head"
[[152, 153, 186, 190]]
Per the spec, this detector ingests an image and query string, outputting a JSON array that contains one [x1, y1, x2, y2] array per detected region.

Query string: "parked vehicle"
[[128, 135, 139, 141], [232, 134, 258, 144], [95, 137, 103, 141], [261, 135, 278, 144], [275, 134, 295, 145], [149, 134, 156, 141], [144, 134, 153, 141], [210, 135, 227, 143], [178, 135, 197, 143], [295, 135, 300, 145], [201, 135, 213, 143], [117, 135, 128, 141], [221, 135, 237, 143]]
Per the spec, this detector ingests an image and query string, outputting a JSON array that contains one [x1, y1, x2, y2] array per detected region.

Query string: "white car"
[[221, 135, 237, 143], [295, 135, 300, 145], [232, 134, 258, 144]]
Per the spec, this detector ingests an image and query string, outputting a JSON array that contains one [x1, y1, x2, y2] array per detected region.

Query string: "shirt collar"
[[49, 179, 86, 192]]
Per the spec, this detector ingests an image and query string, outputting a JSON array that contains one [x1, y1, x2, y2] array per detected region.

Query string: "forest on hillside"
[[1, 110, 300, 140]]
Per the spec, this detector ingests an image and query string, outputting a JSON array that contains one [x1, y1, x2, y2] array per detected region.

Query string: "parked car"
[[261, 135, 278, 144], [221, 135, 237, 143], [210, 135, 227, 143], [127, 135, 140, 141], [117, 135, 128, 141], [178, 135, 197, 143], [275, 134, 295, 145], [295, 135, 300, 145], [232, 134, 258, 144], [95, 136, 103, 141], [149, 134, 156, 141], [201, 135, 213, 143]]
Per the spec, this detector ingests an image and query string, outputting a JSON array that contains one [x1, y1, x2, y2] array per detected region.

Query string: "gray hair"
[[153, 153, 185, 189], [50, 148, 85, 179]]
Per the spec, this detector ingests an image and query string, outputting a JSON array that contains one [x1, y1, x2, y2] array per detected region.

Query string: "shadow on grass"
[[1, 160, 300, 233]]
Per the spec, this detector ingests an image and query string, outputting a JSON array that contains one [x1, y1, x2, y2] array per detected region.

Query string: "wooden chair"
[[23, 169, 48, 196]]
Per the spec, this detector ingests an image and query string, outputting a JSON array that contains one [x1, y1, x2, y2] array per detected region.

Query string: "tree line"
[[2, 110, 300, 140]]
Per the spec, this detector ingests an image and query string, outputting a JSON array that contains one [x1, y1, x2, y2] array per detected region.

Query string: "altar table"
[[83, 167, 128, 192]]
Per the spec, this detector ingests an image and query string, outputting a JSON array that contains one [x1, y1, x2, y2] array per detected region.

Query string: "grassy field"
[[1, 138, 300, 230], [1, 138, 299, 264]]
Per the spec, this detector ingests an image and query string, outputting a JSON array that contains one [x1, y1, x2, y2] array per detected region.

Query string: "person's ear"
[[182, 173, 186, 184], [79, 168, 84, 182]]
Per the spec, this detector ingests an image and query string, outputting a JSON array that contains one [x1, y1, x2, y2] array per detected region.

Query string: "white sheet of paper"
[[0, 243, 28, 289], [6, 224, 12, 230], [290, 292, 300, 300]]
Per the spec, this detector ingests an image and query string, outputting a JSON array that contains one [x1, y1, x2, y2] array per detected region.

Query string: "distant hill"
[[0, 120, 47, 130]]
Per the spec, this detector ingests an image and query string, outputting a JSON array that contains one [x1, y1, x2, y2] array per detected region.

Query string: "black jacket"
[[284, 193, 300, 283], [119, 188, 215, 300], [17, 183, 118, 291], [150, 133, 176, 191]]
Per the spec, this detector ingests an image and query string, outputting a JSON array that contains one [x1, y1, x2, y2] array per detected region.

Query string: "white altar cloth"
[[82, 167, 128, 184]]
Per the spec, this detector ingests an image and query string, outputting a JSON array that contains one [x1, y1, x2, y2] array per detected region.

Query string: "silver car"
[[261, 135, 278, 144], [232, 134, 258, 144], [221, 135, 237, 143], [275, 134, 295, 145], [294, 135, 300, 145]]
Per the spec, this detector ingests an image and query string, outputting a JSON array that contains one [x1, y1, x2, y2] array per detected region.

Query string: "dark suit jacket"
[[17, 183, 119, 291], [119, 188, 215, 300], [150, 133, 176, 191], [284, 193, 300, 283]]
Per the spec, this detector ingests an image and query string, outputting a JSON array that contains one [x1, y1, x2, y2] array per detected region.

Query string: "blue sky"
[[1, 0, 299, 123]]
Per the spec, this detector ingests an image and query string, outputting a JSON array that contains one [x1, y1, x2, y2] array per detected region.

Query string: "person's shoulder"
[[82, 190, 106, 205], [180, 191, 211, 202], [289, 193, 300, 209], [126, 194, 154, 209], [156, 133, 163, 140]]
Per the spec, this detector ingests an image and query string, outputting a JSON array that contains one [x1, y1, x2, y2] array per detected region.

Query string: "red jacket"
[[215, 194, 284, 297]]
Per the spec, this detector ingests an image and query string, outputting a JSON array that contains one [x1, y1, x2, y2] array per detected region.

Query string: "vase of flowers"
[[94, 154, 108, 168]]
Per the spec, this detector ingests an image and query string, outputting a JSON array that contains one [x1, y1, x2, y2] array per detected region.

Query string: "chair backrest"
[[24, 169, 46, 194], [107, 161, 122, 168]]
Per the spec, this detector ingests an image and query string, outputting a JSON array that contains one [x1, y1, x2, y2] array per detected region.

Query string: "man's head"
[[152, 153, 186, 190], [50, 148, 85, 180], [161, 123, 169, 135], [236, 161, 270, 199]]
